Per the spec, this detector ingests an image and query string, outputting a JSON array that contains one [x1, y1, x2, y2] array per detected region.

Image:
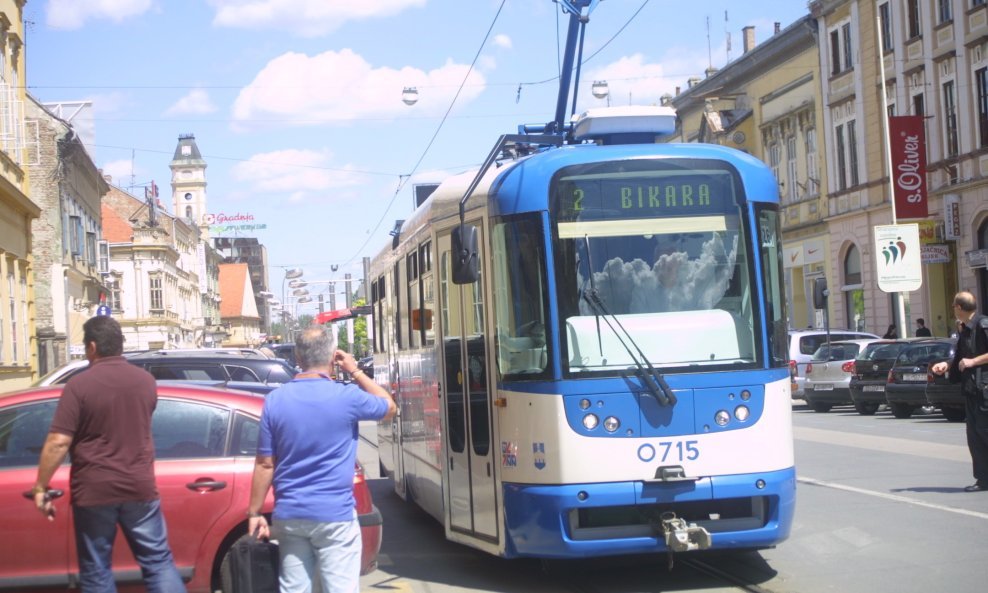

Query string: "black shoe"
[[963, 483, 988, 492]]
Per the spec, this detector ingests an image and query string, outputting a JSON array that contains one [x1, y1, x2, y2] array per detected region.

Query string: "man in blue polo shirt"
[[247, 326, 395, 593]]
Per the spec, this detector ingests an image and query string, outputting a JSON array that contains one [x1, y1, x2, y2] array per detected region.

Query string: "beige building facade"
[[811, 0, 988, 337], [0, 0, 37, 393]]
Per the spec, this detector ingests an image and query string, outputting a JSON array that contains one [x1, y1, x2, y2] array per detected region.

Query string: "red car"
[[0, 382, 381, 592]]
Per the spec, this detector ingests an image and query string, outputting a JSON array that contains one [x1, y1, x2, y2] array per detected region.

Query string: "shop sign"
[[920, 244, 950, 264], [874, 224, 922, 292], [966, 249, 988, 269], [943, 194, 961, 240]]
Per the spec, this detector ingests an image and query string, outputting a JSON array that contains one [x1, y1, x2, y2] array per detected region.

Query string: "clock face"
[[185, 193, 193, 201]]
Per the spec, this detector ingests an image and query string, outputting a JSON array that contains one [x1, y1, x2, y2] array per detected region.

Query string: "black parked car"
[[925, 340, 967, 422], [849, 339, 931, 415], [885, 339, 953, 419], [39, 349, 297, 386]]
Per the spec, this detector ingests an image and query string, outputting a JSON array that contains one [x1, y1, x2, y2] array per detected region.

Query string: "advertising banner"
[[875, 224, 922, 292], [888, 116, 928, 219]]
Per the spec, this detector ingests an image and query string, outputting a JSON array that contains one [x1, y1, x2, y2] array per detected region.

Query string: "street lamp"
[[281, 268, 305, 343], [591, 80, 610, 106]]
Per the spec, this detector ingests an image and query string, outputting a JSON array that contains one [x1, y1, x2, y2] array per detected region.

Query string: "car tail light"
[[789, 360, 797, 377], [887, 370, 895, 384], [841, 361, 855, 373], [805, 363, 813, 374]]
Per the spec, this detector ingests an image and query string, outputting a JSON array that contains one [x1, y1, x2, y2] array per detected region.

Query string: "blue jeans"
[[273, 514, 362, 593], [73, 499, 186, 593]]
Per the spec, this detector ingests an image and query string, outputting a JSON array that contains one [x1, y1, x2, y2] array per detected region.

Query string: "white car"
[[788, 329, 880, 400], [803, 339, 884, 412]]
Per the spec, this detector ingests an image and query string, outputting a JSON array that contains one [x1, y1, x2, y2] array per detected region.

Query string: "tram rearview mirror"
[[451, 224, 479, 284]]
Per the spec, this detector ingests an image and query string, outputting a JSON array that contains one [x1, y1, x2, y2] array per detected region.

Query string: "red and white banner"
[[888, 116, 928, 219]]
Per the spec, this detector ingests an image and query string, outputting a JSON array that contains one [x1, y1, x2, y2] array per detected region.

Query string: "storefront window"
[[843, 244, 865, 331]]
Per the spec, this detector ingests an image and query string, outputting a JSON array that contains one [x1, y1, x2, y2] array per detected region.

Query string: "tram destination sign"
[[555, 170, 737, 222]]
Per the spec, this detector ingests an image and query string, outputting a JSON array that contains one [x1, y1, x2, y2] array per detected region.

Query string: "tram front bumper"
[[501, 467, 796, 559]]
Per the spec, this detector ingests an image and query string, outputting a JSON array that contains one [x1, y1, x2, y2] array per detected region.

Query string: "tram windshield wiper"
[[581, 286, 677, 407]]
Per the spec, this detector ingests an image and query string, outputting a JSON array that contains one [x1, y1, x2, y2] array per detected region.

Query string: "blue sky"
[[26, 0, 809, 307]]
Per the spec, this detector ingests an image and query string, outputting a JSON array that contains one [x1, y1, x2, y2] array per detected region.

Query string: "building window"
[[938, 0, 952, 24], [847, 120, 859, 187], [69, 215, 83, 256], [943, 80, 958, 157], [978, 68, 988, 148], [805, 128, 818, 195], [86, 232, 97, 265], [913, 93, 925, 116], [841, 23, 852, 71], [843, 245, 865, 332], [108, 278, 122, 312], [98, 241, 109, 274], [786, 136, 797, 202], [8, 271, 17, 361], [907, 0, 921, 38], [835, 124, 848, 190], [150, 275, 163, 311], [975, 0, 988, 7], [879, 3, 894, 51]]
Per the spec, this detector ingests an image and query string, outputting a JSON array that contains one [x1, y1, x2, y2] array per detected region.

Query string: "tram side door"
[[389, 262, 406, 498], [438, 228, 498, 541]]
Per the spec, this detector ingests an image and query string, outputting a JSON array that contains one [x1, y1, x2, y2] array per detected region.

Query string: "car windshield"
[[811, 343, 860, 361]]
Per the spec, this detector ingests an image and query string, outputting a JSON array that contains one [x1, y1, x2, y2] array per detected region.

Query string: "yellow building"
[[668, 16, 830, 330], [0, 0, 39, 393], [810, 0, 988, 337]]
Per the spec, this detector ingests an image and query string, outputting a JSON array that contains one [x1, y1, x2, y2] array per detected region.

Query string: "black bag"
[[226, 534, 279, 593]]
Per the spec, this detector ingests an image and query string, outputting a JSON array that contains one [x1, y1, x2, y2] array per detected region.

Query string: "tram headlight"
[[740, 389, 751, 401], [603, 416, 620, 432], [734, 405, 750, 421], [582, 414, 599, 430], [714, 410, 730, 426], [579, 398, 591, 410]]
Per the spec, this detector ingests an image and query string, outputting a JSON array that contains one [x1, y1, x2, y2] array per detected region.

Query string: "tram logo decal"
[[501, 441, 518, 467], [533, 442, 546, 470]]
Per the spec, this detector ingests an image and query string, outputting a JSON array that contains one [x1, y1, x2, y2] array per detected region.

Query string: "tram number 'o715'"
[[637, 441, 700, 463]]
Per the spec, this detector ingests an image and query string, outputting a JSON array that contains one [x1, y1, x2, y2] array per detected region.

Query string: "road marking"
[[794, 426, 968, 462], [798, 476, 988, 520]]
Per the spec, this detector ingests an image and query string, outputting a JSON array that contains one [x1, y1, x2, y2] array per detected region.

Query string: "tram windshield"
[[551, 160, 759, 376]]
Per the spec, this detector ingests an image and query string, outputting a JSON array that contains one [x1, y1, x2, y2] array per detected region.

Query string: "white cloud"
[[493, 34, 512, 50], [100, 158, 142, 186], [229, 149, 362, 201], [231, 49, 485, 130], [164, 89, 217, 116], [46, 0, 153, 30], [208, 0, 426, 37]]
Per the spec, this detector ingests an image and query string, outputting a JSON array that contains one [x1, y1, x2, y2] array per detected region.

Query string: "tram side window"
[[419, 241, 435, 346], [492, 215, 549, 378], [393, 262, 403, 350], [407, 252, 420, 349], [758, 206, 788, 367], [374, 276, 386, 352]]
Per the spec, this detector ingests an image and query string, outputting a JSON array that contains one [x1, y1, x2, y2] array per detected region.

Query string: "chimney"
[[774, 22, 781, 34], [743, 26, 756, 53]]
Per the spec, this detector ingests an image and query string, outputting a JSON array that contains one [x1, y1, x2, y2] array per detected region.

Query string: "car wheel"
[[811, 402, 832, 413], [890, 403, 914, 419], [854, 401, 879, 415], [941, 407, 966, 422], [219, 547, 235, 593]]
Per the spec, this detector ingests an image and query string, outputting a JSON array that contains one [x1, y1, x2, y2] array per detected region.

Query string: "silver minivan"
[[788, 329, 880, 400]]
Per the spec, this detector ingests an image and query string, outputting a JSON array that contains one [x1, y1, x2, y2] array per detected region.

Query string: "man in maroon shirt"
[[32, 316, 185, 592]]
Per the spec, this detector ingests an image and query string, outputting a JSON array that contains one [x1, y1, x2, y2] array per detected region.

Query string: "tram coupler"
[[658, 511, 712, 553]]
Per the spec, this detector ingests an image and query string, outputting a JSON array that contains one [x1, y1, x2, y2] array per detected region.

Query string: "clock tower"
[[170, 133, 208, 231]]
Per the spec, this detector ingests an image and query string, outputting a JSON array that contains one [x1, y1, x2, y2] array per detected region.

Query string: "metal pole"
[[877, 14, 908, 338]]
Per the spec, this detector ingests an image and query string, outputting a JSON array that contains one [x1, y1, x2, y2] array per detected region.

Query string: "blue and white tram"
[[369, 107, 795, 560]]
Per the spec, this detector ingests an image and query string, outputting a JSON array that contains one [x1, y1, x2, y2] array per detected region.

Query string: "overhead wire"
[[340, 0, 508, 266]]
